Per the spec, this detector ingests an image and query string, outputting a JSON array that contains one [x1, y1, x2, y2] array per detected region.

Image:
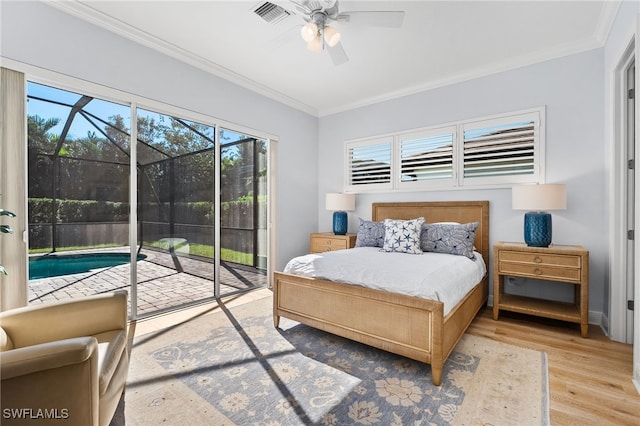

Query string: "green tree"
[[28, 115, 60, 154]]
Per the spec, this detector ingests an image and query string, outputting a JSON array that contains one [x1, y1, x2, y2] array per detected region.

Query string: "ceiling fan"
[[287, 0, 405, 66]]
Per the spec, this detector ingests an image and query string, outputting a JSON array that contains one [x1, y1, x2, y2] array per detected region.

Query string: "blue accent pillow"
[[355, 219, 385, 248], [381, 217, 424, 254], [420, 222, 479, 259]]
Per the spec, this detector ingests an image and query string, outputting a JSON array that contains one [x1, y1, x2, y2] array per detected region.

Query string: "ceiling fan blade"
[[328, 41, 348, 66], [337, 11, 405, 28], [287, 0, 312, 14]]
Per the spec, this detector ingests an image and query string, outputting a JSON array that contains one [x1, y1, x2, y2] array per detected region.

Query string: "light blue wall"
[[1, 1, 637, 321], [318, 49, 607, 313], [0, 0, 319, 270]]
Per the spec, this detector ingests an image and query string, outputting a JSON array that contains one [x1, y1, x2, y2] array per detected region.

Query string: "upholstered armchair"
[[0, 291, 129, 426]]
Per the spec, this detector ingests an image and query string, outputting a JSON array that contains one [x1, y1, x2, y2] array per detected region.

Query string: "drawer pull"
[[534, 256, 543, 263], [534, 268, 542, 275]]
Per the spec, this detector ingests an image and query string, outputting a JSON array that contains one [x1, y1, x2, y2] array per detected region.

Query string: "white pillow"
[[381, 217, 424, 254]]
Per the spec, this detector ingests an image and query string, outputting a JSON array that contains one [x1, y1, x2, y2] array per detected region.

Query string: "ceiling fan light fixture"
[[300, 22, 318, 42], [323, 25, 341, 47], [306, 35, 323, 52]]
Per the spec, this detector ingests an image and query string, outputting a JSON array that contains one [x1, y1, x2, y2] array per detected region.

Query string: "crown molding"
[[317, 36, 604, 117], [593, 0, 622, 45], [45, 0, 619, 119], [317, 1, 623, 116], [45, 0, 319, 117]]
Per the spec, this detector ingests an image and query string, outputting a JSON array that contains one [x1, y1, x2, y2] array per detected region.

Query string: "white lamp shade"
[[300, 22, 318, 42], [323, 26, 341, 47], [326, 193, 355, 211], [512, 184, 567, 211]]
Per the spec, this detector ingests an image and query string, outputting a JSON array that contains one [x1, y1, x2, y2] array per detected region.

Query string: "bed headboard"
[[371, 201, 490, 263]]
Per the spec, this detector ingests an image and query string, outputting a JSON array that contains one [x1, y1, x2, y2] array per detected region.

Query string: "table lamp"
[[512, 184, 566, 247], [326, 193, 355, 235]]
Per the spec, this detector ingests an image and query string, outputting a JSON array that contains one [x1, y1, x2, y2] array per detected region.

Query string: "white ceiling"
[[48, 0, 619, 116]]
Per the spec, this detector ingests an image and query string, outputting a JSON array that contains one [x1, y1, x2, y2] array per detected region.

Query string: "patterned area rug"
[[112, 295, 548, 425]]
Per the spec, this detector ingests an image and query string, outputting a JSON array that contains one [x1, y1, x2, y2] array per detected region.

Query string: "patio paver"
[[28, 247, 267, 317]]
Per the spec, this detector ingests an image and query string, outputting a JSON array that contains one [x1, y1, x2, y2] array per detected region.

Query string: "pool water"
[[29, 253, 147, 280]]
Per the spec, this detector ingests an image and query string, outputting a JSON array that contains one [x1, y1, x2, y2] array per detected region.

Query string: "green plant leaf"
[[0, 209, 16, 217], [1, 205, 14, 275]]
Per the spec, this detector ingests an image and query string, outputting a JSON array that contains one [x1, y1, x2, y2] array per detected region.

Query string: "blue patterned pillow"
[[355, 219, 385, 248], [421, 222, 479, 259], [381, 217, 424, 254]]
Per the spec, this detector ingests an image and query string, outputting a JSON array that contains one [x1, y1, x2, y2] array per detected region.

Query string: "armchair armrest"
[[1, 337, 101, 426], [1, 336, 98, 380], [0, 291, 127, 349]]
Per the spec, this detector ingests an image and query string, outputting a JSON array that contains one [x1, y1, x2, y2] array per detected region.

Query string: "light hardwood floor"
[[468, 307, 640, 426], [130, 287, 273, 336]]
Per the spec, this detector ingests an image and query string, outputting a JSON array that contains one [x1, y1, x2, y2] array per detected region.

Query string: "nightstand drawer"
[[311, 237, 348, 252], [498, 262, 581, 282], [310, 233, 356, 253], [499, 251, 581, 268]]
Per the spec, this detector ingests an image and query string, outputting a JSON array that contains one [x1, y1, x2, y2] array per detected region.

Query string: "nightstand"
[[310, 233, 356, 253], [493, 241, 589, 337]]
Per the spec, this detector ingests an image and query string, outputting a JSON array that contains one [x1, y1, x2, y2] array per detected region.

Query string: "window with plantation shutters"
[[342, 107, 544, 192], [399, 127, 455, 188], [462, 110, 540, 184], [346, 137, 393, 191]]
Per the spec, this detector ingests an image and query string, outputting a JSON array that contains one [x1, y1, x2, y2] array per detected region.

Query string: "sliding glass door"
[[135, 107, 217, 315], [219, 129, 268, 291], [27, 82, 132, 305], [26, 81, 270, 318]]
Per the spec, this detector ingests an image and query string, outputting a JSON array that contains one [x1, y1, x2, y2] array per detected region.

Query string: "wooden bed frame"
[[273, 201, 489, 385]]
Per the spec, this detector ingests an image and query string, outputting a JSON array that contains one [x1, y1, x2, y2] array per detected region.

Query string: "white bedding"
[[283, 247, 487, 316]]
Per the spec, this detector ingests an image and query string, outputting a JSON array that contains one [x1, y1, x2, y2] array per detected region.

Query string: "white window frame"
[[345, 135, 394, 192], [397, 125, 458, 191], [460, 108, 544, 188], [344, 106, 545, 193]]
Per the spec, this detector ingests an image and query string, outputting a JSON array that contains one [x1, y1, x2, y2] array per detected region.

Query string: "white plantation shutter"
[[399, 127, 455, 188], [462, 110, 541, 185], [345, 137, 392, 191], [342, 107, 544, 192]]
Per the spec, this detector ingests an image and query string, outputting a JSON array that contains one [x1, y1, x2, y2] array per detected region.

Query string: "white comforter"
[[283, 247, 487, 316]]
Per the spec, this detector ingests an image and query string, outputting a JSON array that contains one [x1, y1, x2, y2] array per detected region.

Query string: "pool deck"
[[28, 247, 267, 317]]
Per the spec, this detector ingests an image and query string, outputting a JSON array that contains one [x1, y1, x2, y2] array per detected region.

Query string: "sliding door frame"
[[214, 126, 222, 297], [4, 57, 277, 318], [129, 102, 139, 319]]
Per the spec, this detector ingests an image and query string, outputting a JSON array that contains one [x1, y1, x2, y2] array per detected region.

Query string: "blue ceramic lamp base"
[[524, 212, 552, 247], [333, 211, 348, 235]]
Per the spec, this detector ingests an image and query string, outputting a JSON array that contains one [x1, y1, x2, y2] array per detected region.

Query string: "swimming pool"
[[29, 253, 147, 280]]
